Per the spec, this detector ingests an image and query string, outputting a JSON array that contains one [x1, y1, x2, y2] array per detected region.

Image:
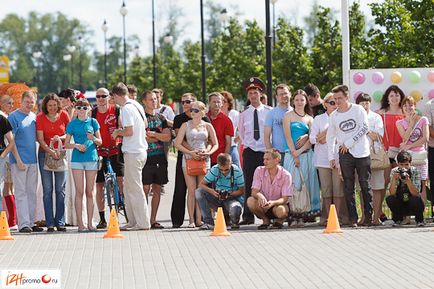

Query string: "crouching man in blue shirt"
[[196, 153, 245, 230]]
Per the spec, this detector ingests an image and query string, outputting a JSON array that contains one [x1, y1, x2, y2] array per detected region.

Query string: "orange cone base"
[[323, 228, 343, 234], [0, 211, 13, 240], [103, 233, 125, 239], [210, 207, 231, 237]]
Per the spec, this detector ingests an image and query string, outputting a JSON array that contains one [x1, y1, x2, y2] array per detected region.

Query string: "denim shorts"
[[70, 161, 98, 171]]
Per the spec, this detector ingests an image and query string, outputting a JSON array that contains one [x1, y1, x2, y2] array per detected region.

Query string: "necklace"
[[294, 110, 306, 117]]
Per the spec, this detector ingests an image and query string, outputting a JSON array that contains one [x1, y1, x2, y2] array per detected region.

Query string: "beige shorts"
[[318, 167, 344, 198], [5, 161, 12, 183]]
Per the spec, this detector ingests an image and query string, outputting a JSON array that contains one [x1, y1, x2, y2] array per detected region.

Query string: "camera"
[[397, 167, 411, 180], [216, 190, 229, 201]]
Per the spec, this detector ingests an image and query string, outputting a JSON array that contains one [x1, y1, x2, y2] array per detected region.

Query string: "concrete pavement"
[[1, 156, 434, 289]]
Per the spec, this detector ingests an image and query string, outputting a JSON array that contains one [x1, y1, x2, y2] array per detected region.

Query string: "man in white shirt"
[[238, 77, 271, 225], [326, 85, 372, 227], [111, 82, 150, 230]]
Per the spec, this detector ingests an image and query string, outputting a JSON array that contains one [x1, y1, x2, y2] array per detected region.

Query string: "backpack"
[[92, 105, 120, 128]]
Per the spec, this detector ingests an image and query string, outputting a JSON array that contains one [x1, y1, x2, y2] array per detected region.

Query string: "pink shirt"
[[396, 116, 428, 152], [251, 166, 293, 201]]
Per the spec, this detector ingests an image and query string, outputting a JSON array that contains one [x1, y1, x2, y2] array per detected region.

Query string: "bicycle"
[[99, 147, 128, 223]]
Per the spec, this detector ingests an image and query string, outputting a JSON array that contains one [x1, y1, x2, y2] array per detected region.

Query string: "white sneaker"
[[199, 223, 214, 230]]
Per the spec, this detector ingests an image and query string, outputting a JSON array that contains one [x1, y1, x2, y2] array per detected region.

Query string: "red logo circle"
[[41, 275, 51, 284]]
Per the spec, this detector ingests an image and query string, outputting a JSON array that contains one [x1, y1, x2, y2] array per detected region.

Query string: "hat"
[[74, 90, 86, 100], [243, 77, 265, 93]]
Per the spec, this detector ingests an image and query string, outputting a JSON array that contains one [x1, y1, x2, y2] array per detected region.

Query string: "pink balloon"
[[353, 72, 365, 85], [428, 70, 434, 83], [429, 89, 434, 100], [372, 71, 384, 84], [353, 91, 362, 100]]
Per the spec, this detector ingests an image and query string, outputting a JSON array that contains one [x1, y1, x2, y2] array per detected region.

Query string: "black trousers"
[[170, 153, 187, 226], [339, 153, 373, 223], [386, 195, 424, 223], [241, 148, 265, 222]]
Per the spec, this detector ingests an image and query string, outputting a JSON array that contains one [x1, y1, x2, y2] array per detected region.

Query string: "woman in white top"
[[356, 93, 385, 225], [310, 93, 348, 225], [221, 91, 241, 168]]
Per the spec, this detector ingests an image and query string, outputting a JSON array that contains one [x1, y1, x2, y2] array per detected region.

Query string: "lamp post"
[[63, 54, 72, 87], [200, 0, 206, 102], [120, 1, 128, 84], [152, 0, 157, 88], [32, 51, 42, 88], [67, 45, 76, 87], [101, 19, 109, 87], [271, 0, 278, 46], [265, 0, 273, 106], [78, 36, 83, 91], [219, 9, 228, 28]]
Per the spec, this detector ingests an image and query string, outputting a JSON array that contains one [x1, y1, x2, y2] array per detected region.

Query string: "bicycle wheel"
[[105, 180, 119, 213]]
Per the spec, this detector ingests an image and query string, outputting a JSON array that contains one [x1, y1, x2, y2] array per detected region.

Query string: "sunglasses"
[[181, 100, 192, 105], [75, 106, 89, 111], [326, 101, 336, 105], [96, 94, 109, 99], [190, 108, 200, 113]]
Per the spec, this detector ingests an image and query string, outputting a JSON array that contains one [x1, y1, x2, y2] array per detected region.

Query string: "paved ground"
[[1, 157, 434, 289]]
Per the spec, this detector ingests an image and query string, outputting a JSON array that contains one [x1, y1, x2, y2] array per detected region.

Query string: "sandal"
[[257, 223, 270, 230], [151, 222, 165, 229], [187, 223, 196, 228], [271, 222, 283, 229]]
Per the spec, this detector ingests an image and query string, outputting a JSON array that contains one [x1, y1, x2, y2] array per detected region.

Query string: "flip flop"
[[151, 222, 165, 229], [257, 224, 270, 230]]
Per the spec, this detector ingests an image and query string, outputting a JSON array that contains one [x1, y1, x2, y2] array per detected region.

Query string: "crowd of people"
[[0, 78, 432, 233]]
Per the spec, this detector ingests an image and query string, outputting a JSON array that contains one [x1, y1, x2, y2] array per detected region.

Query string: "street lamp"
[[67, 45, 76, 87], [219, 9, 228, 27], [163, 34, 173, 45], [152, 0, 157, 88], [265, 0, 273, 106], [101, 19, 109, 87], [77, 36, 83, 91], [200, 0, 206, 102], [120, 1, 128, 84], [271, 0, 278, 46]]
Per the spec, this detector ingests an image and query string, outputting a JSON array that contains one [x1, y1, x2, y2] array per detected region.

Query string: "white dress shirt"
[[310, 113, 334, 168], [238, 104, 271, 152]]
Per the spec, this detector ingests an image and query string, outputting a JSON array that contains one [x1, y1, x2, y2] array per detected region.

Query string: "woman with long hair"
[[175, 101, 218, 228], [283, 89, 320, 227]]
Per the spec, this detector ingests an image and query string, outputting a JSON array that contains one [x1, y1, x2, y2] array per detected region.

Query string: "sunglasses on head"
[[96, 94, 109, 99], [326, 101, 336, 105], [75, 106, 89, 110], [190, 108, 200, 113], [181, 100, 192, 105]]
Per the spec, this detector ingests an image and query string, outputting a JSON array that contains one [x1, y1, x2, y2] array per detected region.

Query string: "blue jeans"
[[38, 152, 67, 227], [195, 187, 242, 225], [230, 145, 241, 168]]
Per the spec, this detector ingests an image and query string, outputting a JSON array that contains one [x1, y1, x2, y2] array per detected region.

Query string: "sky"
[[1, 0, 380, 56]]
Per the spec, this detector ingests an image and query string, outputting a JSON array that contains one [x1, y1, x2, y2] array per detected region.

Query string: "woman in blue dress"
[[283, 89, 320, 227]]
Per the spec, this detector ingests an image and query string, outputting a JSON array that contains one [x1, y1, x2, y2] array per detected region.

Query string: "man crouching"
[[247, 148, 292, 229]]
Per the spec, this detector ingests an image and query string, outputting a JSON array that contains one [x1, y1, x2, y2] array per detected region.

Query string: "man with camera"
[[195, 153, 245, 230], [386, 150, 424, 227]]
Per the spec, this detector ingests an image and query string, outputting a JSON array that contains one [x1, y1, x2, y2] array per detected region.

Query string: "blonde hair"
[[265, 148, 281, 160], [323, 92, 334, 102]]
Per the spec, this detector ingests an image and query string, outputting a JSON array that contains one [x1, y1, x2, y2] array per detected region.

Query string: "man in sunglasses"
[[264, 84, 293, 166], [92, 87, 124, 229], [196, 153, 244, 230], [170, 92, 210, 228]]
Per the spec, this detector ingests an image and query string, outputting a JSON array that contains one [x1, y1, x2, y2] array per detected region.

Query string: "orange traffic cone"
[[210, 207, 231, 236], [0, 211, 13, 240], [103, 208, 125, 239], [323, 204, 343, 234]]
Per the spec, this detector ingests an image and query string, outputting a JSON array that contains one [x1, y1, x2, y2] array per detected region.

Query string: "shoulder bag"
[[289, 167, 311, 214], [370, 134, 390, 170], [44, 139, 68, 172]]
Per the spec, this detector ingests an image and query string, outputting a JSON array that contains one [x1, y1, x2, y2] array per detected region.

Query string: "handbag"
[[186, 159, 207, 176], [370, 135, 390, 170], [383, 112, 400, 159], [44, 139, 68, 172], [289, 167, 311, 214]]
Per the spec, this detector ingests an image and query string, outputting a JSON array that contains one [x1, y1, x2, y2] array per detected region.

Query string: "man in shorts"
[[142, 90, 172, 229], [93, 87, 125, 229]]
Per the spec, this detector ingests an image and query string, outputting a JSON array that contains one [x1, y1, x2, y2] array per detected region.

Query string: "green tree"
[[349, 1, 368, 69]]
